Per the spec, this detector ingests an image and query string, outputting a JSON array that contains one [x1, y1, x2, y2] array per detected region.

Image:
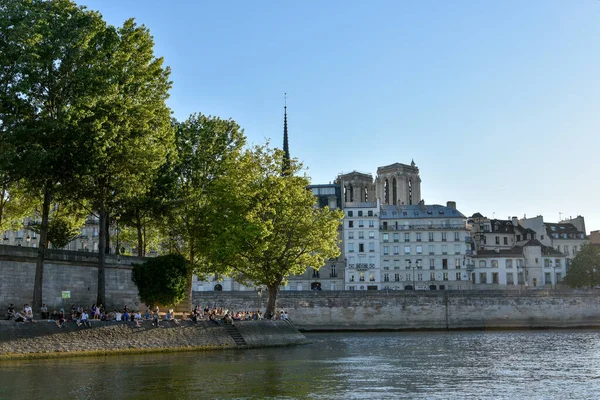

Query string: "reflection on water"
[[1, 330, 600, 399]]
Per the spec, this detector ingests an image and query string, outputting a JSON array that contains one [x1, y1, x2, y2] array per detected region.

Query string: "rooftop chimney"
[[446, 201, 456, 210]]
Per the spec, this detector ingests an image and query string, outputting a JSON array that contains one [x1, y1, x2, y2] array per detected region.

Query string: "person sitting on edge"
[[78, 309, 90, 327], [14, 311, 26, 322], [6, 303, 15, 320], [143, 309, 151, 320], [56, 309, 65, 328], [122, 310, 130, 322], [23, 303, 35, 323], [133, 311, 142, 327], [114, 310, 122, 321], [152, 310, 160, 327], [41, 303, 49, 320]]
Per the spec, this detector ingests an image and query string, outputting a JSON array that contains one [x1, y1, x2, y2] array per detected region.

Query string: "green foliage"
[[132, 254, 190, 307], [565, 244, 600, 289], [165, 114, 246, 269]]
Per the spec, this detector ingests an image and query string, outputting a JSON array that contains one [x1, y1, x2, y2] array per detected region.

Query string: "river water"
[[1, 330, 600, 399]]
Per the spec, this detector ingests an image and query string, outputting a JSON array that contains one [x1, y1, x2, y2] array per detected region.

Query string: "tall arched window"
[[349, 184, 354, 202], [408, 179, 413, 205], [364, 187, 368, 202], [384, 179, 389, 204], [392, 178, 397, 205]]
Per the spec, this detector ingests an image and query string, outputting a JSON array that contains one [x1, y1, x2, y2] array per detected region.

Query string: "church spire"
[[282, 93, 290, 175]]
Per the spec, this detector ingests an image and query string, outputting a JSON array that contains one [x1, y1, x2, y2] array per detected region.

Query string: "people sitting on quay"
[[152, 309, 161, 327], [14, 311, 26, 322], [55, 309, 65, 328], [6, 303, 15, 320], [165, 309, 180, 325], [41, 303, 49, 320], [114, 310, 122, 321], [23, 303, 35, 323], [122, 309, 130, 322], [134, 311, 142, 327], [143, 309, 151, 320], [77, 309, 91, 327]]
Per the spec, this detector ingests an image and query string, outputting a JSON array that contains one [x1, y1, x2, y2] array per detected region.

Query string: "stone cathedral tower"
[[375, 161, 421, 206], [335, 171, 375, 204]]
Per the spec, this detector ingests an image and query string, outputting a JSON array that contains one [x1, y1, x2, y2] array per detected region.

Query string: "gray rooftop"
[[379, 204, 465, 219]]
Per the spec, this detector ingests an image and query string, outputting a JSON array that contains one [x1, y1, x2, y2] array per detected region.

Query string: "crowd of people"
[[5, 302, 291, 328]]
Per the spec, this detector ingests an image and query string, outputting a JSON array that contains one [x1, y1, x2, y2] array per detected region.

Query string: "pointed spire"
[[282, 93, 290, 176]]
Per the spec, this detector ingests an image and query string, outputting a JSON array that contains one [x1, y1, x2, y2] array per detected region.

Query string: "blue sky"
[[77, 0, 600, 232]]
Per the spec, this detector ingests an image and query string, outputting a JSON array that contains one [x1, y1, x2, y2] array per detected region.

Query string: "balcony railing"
[[356, 263, 369, 270]]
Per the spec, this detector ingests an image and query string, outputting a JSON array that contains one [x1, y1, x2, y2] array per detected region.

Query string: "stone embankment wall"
[[0, 320, 307, 359], [0, 246, 142, 309], [194, 291, 600, 330]]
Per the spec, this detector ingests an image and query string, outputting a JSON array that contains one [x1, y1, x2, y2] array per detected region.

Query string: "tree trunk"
[[265, 283, 280, 320], [136, 213, 143, 257], [105, 210, 110, 254], [97, 206, 107, 307], [33, 183, 51, 310]]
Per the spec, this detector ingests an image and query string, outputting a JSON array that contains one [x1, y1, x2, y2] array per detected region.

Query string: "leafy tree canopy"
[[132, 254, 190, 307], [565, 244, 600, 289], [204, 145, 343, 317]]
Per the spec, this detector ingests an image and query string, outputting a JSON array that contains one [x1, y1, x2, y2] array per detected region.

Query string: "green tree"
[[0, 0, 109, 309], [565, 244, 600, 289], [205, 145, 343, 319], [165, 114, 246, 299], [76, 19, 174, 307], [132, 254, 190, 307]]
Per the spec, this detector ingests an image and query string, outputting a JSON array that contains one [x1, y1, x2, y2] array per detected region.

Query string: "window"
[[405, 260, 411, 269], [442, 259, 448, 270], [347, 211, 353, 217], [492, 272, 499, 284], [416, 233, 422, 242], [480, 273, 487, 284], [417, 273, 423, 281], [556, 272, 562, 282], [455, 259, 461, 269], [544, 272, 552, 285], [369, 220, 375, 228], [415, 259, 422, 269], [331, 265, 337, 277], [358, 210, 363, 217], [348, 221, 354, 228], [428, 232, 434, 241], [428, 245, 435, 255], [503, 237, 508, 245], [443, 273, 449, 281], [555, 259, 561, 268], [359, 243, 365, 252], [383, 246, 388, 255], [348, 243, 354, 252], [359, 272, 365, 281], [393, 246, 399, 255], [358, 220, 364, 228], [383, 233, 389, 242], [430, 259, 435, 270], [491, 260, 498, 268], [518, 272, 524, 285], [495, 236, 500, 245], [416, 246, 422, 255], [369, 231, 375, 239], [506, 273, 514, 285], [348, 232, 354, 239], [368, 210, 373, 217], [404, 246, 411, 255], [393, 233, 399, 242], [394, 259, 400, 269], [454, 232, 460, 241], [369, 273, 375, 282], [442, 245, 448, 255], [454, 244, 460, 254], [479, 260, 486, 267], [358, 231, 364, 239], [430, 272, 436, 281], [350, 274, 355, 282], [395, 273, 400, 282], [506, 259, 513, 268], [564, 245, 569, 256], [442, 232, 447, 242], [405, 233, 410, 242], [369, 242, 375, 252], [384, 273, 390, 282]]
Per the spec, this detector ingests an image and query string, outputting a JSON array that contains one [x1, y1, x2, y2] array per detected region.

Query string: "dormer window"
[[427, 210, 433, 215], [551, 226, 556, 231]]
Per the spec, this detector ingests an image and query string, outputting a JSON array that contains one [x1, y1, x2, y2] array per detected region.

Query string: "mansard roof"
[[489, 219, 517, 234], [380, 204, 465, 219], [473, 239, 564, 258], [544, 223, 584, 236]]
